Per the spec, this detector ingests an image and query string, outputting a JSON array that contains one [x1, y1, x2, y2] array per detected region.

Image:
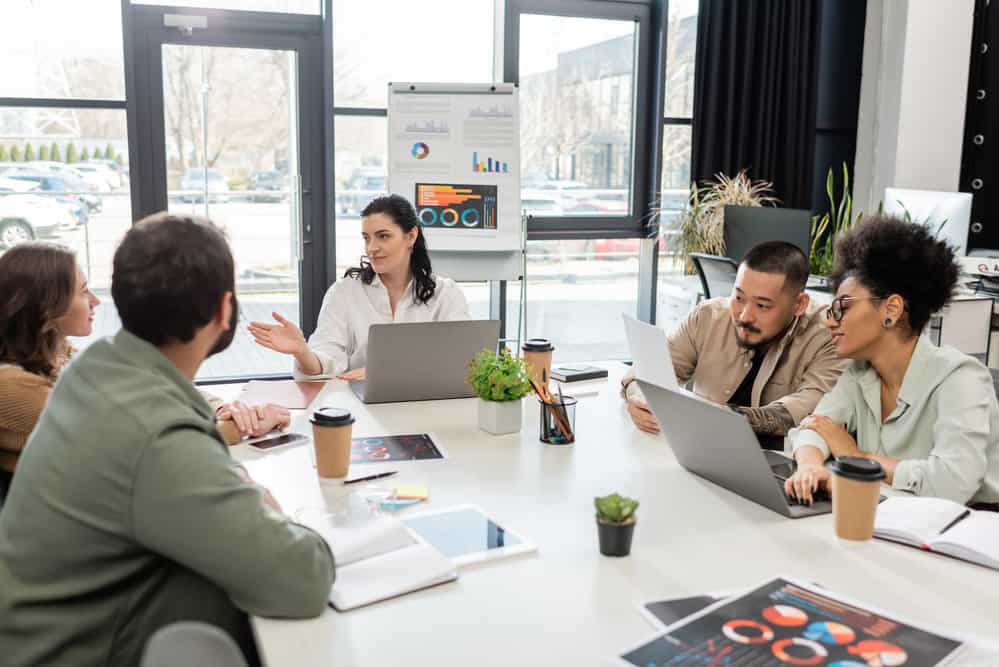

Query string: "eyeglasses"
[[825, 296, 884, 322]]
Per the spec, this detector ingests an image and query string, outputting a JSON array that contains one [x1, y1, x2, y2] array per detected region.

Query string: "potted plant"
[[809, 163, 865, 281], [467, 348, 532, 435], [594, 492, 639, 557]]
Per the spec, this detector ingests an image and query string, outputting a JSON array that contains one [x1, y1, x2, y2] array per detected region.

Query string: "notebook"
[[305, 513, 457, 610], [874, 496, 999, 570], [549, 364, 608, 383], [235, 380, 326, 409]]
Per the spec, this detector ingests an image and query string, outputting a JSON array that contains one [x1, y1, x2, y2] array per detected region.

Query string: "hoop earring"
[[883, 318, 893, 328]]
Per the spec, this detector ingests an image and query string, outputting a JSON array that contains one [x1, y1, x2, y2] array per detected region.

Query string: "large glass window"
[[333, 0, 494, 108], [133, 0, 319, 13], [664, 0, 698, 119], [333, 115, 387, 276], [0, 108, 130, 349], [519, 15, 637, 217], [0, 1, 125, 100]]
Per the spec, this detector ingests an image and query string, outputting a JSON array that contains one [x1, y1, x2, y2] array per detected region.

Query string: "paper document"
[[622, 314, 679, 389]]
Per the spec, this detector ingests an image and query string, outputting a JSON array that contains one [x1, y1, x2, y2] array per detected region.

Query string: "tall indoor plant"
[[809, 162, 865, 278], [467, 348, 532, 435]]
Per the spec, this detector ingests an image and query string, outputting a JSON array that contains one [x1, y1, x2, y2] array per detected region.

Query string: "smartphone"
[[246, 432, 308, 451]]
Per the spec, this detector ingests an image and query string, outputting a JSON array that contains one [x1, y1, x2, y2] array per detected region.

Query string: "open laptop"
[[636, 379, 831, 518], [350, 320, 501, 404]]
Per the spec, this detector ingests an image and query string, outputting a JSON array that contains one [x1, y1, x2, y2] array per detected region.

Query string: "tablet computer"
[[401, 504, 537, 567]]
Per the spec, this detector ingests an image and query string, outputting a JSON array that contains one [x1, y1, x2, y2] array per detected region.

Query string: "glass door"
[[161, 43, 302, 378]]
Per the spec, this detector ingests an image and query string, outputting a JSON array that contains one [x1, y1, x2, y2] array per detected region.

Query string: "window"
[[0, 107, 131, 351], [132, 0, 320, 13], [333, 116, 387, 276], [0, 1, 125, 100], [518, 14, 637, 217]]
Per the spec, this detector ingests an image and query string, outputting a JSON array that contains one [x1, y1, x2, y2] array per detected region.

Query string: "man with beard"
[[622, 241, 844, 448], [0, 213, 335, 666]]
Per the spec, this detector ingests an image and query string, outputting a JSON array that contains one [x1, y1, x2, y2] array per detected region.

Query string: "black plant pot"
[[597, 517, 636, 557]]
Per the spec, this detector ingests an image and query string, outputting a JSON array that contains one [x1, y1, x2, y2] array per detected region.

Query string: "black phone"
[[246, 432, 308, 451]]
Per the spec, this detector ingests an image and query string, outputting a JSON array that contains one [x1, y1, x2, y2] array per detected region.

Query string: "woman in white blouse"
[[248, 194, 469, 380]]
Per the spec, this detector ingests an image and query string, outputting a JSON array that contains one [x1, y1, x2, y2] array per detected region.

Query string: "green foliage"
[[50, 142, 61, 162], [23, 143, 35, 162], [809, 162, 864, 277], [594, 493, 639, 524], [80, 147, 90, 161], [10, 145, 21, 162], [114, 152, 124, 165], [66, 142, 78, 163], [105, 143, 115, 161], [466, 348, 531, 402], [0, 145, 7, 161], [38, 144, 50, 161]]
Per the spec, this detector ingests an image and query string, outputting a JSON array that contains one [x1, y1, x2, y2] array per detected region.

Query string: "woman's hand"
[[337, 368, 366, 381], [248, 311, 307, 356], [784, 462, 832, 505], [218, 401, 291, 437], [800, 414, 860, 458]]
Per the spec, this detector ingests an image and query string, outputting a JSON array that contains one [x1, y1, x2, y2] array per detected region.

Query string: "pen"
[[343, 471, 398, 485]]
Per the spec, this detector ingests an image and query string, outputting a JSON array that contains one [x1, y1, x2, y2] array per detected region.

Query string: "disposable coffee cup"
[[522, 338, 555, 385], [829, 456, 885, 541], [310, 407, 356, 479]]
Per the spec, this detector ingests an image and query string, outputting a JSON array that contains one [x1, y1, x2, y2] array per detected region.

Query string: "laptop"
[[350, 320, 501, 404], [636, 379, 831, 518], [622, 314, 679, 390]]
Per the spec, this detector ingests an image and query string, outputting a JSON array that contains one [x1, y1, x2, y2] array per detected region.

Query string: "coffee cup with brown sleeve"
[[310, 407, 355, 478], [522, 338, 555, 385], [829, 456, 885, 541]]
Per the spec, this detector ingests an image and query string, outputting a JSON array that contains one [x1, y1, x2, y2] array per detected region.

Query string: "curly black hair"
[[830, 214, 959, 333]]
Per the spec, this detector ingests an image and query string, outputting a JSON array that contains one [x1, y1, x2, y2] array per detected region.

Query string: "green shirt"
[[790, 334, 999, 504], [0, 330, 335, 666]]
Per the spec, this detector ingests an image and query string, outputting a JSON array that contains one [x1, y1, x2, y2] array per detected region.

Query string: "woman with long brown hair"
[[0, 242, 100, 499]]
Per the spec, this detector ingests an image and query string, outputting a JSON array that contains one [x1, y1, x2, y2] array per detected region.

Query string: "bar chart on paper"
[[472, 151, 509, 174], [415, 183, 498, 230]]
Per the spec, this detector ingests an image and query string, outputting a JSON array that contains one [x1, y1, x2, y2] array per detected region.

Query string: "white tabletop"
[[227, 366, 999, 666]]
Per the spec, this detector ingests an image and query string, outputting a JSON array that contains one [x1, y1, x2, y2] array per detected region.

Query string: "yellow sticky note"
[[392, 484, 429, 500]]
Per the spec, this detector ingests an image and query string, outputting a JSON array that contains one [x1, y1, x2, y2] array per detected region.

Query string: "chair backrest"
[[140, 622, 248, 667], [936, 297, 993, 363], [689, 253, 739, 300], [991, 368, 999, 402]]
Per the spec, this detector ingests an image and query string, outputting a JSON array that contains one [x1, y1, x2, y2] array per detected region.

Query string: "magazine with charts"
[[874, 496, 999, 570], [302, 513, 457, 611], [618, 577, 963, 667]]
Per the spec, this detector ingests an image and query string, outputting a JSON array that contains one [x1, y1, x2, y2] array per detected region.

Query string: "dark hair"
[[830, 214, 959, 333], [0, 242, 76, 378], [345, 194, 436, 304], [740, 241, 809, 293], [112, 212, 235, 345]]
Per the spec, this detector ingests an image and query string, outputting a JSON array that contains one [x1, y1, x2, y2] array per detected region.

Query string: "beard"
[[734, 320, 789, 351], [208, 293, 239, 357]]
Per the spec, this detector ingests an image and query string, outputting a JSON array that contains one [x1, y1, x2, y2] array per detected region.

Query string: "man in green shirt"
[[0, 213, 336, 666]]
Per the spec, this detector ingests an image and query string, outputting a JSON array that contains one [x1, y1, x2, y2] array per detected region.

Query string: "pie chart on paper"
[[762, 604, 809, 627], [848, 640, 909, 666], [804, 621, 857, 645]]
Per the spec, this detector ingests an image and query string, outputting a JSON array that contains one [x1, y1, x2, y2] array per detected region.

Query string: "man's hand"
[[218, 401, 291, 437], [626, 396, 661, 435], [801, 414, 859, 458]]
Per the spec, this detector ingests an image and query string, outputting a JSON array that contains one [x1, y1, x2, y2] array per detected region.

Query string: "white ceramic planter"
[[477, 397, 522, 435]]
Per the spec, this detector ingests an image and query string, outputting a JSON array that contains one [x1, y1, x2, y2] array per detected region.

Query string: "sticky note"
[[392, 484, 429, 500]]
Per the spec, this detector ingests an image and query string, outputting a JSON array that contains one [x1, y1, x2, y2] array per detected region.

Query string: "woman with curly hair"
[[0, 243, 100, 499], [785, 215, 999, 509]]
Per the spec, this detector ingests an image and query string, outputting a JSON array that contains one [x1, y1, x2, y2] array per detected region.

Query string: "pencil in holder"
[[538, 395, 577, 445]]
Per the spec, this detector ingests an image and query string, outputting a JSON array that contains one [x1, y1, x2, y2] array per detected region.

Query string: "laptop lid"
[[636, 380, 829, 518], [622, 314, 679, 390], [355, 320, 500, 404]]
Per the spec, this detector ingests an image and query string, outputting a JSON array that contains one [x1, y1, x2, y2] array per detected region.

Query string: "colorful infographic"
[[620, 578, 961, 667], [472, 151, 509, 173], [415, 183, 497, 230], [411, 142, 430, 159], [350, 434, 444, 463]]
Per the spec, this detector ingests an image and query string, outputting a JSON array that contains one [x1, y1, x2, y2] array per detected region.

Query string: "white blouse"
[[293, 274, 470, 379]]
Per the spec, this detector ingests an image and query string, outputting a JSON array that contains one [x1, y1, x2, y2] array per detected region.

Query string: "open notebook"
[[875, 496, 999, 570], [306, 513, 458, 610]]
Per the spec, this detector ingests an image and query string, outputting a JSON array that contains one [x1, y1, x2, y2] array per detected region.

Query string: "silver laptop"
[[350, 320, 500, 404], [636, 379, 831, 518]]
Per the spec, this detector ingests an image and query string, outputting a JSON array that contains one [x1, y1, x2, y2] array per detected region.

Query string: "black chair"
[[0, 469, 11, 511], [689, 253, 739, 300]]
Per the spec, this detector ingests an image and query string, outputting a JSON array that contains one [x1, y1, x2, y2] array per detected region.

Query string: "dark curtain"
[[691, 0, 823, 209]]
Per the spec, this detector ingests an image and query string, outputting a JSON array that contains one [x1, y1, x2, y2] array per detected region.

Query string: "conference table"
[[219, 364, 999, 666]]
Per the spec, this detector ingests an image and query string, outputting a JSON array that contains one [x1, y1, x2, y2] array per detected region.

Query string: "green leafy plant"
[[467, 348, 531, 402], [23, 142, 35, 162], [0, 145, 7, 161], [50, 142, 61, 162], [809, 163, 867, 277], [66, 142, 78, 163], [80, 147, 90, 161], [9, 145, 20, 162], [594, 493, 639, 524], [38, 145, 50, 161], [666, 170, 778, 273]]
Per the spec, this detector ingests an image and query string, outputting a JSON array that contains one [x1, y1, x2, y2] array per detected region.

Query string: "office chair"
[[141, 622, 248, 667], [689, 253, 739, 300]]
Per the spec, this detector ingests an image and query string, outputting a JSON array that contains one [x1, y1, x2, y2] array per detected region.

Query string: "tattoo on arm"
[[729, 404, 796, 436]]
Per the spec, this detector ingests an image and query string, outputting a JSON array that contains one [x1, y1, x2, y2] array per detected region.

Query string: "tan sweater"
[[0, 365, 54, 473]]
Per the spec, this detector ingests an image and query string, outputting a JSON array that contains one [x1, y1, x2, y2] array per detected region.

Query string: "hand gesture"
[[801, 414, 859, 458], [337, 368, 366, 381], [218, 401, 291, 437], [784, 462, 832, 505], [248, 311, 306, 356], [626, 396, 661, 435]]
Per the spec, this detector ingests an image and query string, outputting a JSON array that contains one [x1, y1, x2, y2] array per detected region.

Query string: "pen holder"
[[538, 396, 577, 445]]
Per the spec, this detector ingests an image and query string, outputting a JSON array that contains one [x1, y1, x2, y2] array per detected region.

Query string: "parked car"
[[179, 167, 230, 203], [3, 170, 101, 214], [68, 163, 116, 192], [82, 159, 125, 188], [249, 170, 287, 202], [0, 184, 74, 248], [338, 167, 386, 215]]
